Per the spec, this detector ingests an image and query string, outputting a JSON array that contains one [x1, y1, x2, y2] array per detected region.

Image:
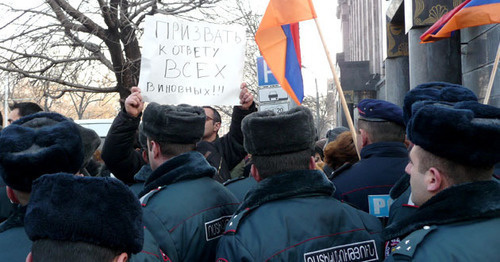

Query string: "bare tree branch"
[[0, 65, 116, 92]]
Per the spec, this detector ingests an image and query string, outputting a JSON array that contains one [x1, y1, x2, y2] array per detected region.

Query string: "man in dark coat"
[[139, 103, 239, 262], [387, 82, 479, 229], [216, 107, 383, 261], [331, 99, 407, 218], [384, 101, 500, 261], [0, 113, 84, 261], [101, 84, 255, 185]]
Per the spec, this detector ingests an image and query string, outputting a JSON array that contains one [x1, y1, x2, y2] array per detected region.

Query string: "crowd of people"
[[0, 81, 498, 261]]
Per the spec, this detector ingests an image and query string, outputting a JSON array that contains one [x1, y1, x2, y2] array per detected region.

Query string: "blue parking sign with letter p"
[[257, 57, 278, 86], [368, 195, 393, 217]]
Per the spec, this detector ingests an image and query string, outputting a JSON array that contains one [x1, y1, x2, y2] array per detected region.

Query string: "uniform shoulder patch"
[[205, 215, 232, 241], [391, 225, 437, 258]]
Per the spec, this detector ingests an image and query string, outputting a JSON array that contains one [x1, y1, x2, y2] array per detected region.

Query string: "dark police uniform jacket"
[[384, 180, 500, 261], [331, 142, 408, 215], [223, 176, 257, 202], [0, 205, 31, 261], [129, 164, 152, 196], [130, 228, 169, 262], [139, 151, 239, 262], [216, 170, 384, 261]]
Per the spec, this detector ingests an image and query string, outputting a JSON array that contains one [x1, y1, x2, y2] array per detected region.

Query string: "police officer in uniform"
[[387, 82, 479, 229], [138, 103, 239, 262], [331, 99, 407, 218], [384, 101, 500, 261], [0, 113, 84, 261], [216, 107, 383, 261], [24, 173, 148, 262]]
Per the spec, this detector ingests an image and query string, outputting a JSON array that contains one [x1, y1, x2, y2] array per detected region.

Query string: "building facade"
[[336, 0, 499, 120]]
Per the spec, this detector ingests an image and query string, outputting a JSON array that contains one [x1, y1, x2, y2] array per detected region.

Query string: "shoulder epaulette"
[[392, 225, 437, 258], [139, 186, 166, 206], [222, 207, 253, 235]]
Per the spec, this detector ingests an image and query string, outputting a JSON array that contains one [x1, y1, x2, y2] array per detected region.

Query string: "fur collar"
[[139, 151, 216, 197], [389, 174, 410, 199], [361, 142, 408, 159], [0, 204, 26, 233], [383, 180, 500, 240], [237, 170, 334, 213], [134, 164, 152, 183]]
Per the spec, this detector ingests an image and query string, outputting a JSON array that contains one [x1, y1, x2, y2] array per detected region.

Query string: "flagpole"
[[484, 42, 500, 105], [313, 18, 361, 160]]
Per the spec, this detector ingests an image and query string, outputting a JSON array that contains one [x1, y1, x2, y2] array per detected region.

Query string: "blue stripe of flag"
[[281, 24, 304, 103], [466, 0, 499, 7]]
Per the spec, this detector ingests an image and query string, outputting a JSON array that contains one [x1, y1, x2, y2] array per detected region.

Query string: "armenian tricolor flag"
[[421, 0, 500, 43], [255, 0, 317, 105]]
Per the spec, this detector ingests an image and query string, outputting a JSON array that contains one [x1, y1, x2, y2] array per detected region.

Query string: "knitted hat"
[[25, 173, 144, 254], [242, 106, 315, 156], [407, 101, 500, 167], [326, 126, 349, 144], [0, 112, 83, 192], [141, 103, 205, 144]]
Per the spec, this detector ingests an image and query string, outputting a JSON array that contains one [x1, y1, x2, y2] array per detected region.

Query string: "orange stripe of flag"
[[432, 3, 500, 39]]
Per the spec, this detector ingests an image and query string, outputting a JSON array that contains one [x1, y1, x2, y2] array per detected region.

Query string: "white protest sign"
[[138, 15, 246, 106]]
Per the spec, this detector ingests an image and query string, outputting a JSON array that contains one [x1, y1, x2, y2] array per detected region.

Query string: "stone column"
[[406, 0, 463, 89], [408, 28, 461, 88], [384, 19, 409, 106]]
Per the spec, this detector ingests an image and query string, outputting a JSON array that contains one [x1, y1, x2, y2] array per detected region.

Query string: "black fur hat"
[[25, 173, 144, 254], [407, 101, 500, 167], [403, 82, 478, 124], [12, 112, 100, 170], [141, 103, 205, 144], [242, 106, 315, 156], [0, 112, 83, 192]]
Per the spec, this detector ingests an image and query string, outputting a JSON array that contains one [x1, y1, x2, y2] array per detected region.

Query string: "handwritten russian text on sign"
[[138, 15, 246, 105]]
